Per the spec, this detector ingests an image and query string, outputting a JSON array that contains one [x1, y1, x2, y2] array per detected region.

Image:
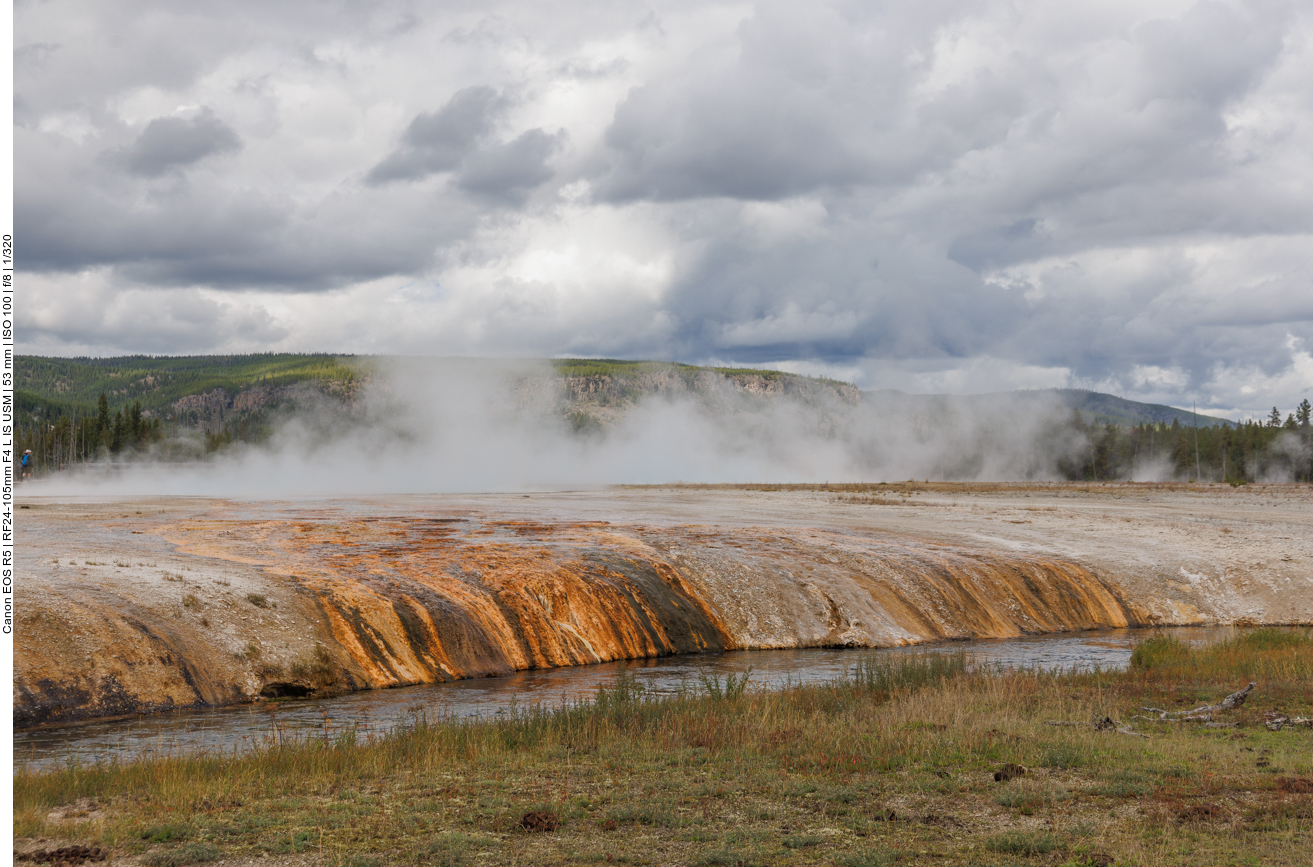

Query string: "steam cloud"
[[28, 359, 1092, 498]]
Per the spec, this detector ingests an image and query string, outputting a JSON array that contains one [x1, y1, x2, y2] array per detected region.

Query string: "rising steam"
[[25, 358, 1087, 497]]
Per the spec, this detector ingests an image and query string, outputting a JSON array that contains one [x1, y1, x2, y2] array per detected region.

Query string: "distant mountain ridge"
[[16, 355, 1306, 485], [864, 387, 1233, 428], [15, 354, 1230, 429]]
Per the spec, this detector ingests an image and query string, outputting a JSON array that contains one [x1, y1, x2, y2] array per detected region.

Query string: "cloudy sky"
[[15, 0, 1313, 417]]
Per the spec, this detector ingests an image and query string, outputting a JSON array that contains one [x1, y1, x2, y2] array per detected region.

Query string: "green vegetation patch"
[[17, 354, 367, 415]]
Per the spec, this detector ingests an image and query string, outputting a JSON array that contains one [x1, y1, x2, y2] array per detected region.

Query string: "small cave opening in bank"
[[260, 682, 314, 699]]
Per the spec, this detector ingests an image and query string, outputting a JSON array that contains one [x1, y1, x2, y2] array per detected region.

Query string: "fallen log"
[[1264, 711, 1313, 732], [1140, 682, 1256, 721]]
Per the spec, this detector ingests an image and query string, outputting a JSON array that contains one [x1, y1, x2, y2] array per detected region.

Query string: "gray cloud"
[[595, 79, 874, 202], [366, 86, 504, 184], [368, 87, 562, 202], [13, 0, 1313, 417], [457, 129, 563, 202], [116, 108, 242, 176], [1135, 1, 1286, 109], [18, 122, 468, 289]]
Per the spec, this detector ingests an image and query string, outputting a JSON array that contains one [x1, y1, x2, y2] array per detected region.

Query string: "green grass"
[[14, 635, 1313, 866], [1129, 634, 1191, 669], [1129, 628, 1313, 705]]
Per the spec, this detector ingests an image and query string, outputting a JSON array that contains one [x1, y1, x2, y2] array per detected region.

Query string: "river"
[[13, 626, 1247, 772]]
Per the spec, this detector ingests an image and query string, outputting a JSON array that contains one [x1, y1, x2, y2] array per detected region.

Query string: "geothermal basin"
[[15, 483, 1313, 733]]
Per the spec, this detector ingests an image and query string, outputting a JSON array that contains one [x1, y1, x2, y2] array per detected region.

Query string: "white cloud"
[[14, 0, 1313, 416]]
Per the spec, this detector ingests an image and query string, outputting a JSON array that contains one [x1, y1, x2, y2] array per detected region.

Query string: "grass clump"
[[140, 823, 192, 843], [995, 782, 1069, 813], [1129, 634, 1191, 669], [849, 649, 967, 694], [986, 829, 1060, 855], [698, 668, 753, 701], [140, 843, 223, 866]]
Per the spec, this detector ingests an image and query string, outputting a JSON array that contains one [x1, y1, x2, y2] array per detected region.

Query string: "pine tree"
[[129, 401, 144, 444], [111, 410, 125, 454], [1267, 406, 1282, 427]]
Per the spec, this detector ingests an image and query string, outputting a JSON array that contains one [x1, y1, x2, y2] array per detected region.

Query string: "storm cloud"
[[15, 0, 1313, 418]]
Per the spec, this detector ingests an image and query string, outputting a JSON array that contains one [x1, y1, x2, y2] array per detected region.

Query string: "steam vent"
[[16, 486, 1313, 727]]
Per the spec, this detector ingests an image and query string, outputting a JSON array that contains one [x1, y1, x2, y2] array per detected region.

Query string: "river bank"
[[16, 483, 1313, 728], [13, 629, 1313, 867], [14, 626, 1252, 771]]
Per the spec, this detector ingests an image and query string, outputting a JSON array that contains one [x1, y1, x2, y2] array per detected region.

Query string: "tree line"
[[15, 383, 1312, 484], [13, 354, 365, 479], [16, 393, 165, 474], [1057, 400, 1313, 483], [17, 354, 363, 415]]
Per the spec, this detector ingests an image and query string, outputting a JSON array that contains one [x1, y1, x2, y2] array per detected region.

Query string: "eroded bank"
[[16, 485, 1312, 726]]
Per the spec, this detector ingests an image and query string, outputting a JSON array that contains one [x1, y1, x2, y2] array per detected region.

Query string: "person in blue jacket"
[[21, 449, 32, 481]]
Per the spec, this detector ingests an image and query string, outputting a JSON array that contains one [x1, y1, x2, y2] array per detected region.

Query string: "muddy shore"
[[16, 483, 1313, 728]]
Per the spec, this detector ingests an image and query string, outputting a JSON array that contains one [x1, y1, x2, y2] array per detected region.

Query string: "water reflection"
[[13, 626, 1245, 772]]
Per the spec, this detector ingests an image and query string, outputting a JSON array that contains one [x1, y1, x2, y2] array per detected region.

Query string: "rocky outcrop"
[[170, 382, 337, 428], [168, 365, 860, 436], [540, 369, 860, 431]]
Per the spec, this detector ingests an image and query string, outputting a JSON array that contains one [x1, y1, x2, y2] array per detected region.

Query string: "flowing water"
[[13, 625, 1245, 772]]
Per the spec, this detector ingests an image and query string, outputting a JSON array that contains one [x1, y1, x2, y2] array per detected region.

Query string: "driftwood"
[[1264, 711, 1313, 732], [1045, 715, 1149, 738], [1140, 682, 1256, 721]]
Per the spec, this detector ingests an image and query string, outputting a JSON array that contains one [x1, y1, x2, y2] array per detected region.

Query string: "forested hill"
[[1043, 389, 1231, 427], [12, 354, 1311, 483], [13, 355, 856, 422], [12, 355, 861, 458], [11, 354, 1250, 430], [16, 354, 365, 415], [864, 388, 1234, 428]]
